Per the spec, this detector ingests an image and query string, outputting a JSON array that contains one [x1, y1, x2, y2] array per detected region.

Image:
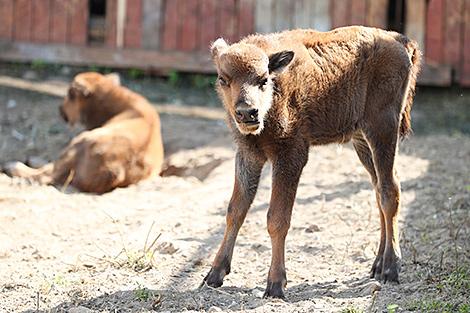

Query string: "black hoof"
[[263, 281, 286, 300], [201, 267, 225, 288], [381, 258, 401, 283], [370, 255, 383, 280]]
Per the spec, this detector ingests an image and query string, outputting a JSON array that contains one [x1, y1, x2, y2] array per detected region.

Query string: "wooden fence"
[[0, 0, 469, 86]]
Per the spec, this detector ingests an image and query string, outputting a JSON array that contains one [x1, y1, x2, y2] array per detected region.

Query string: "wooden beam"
[[0, 42, 215, 73], [68, 0, 88, 45], [366, 0, 387, 28], [0, 75, 225, 120], [405, 0, 426, 54], [419, 63, 452, 86], [350, 0, 366, 25], [0, 0, 14, 40], [313, 0, 331, 31], [255, 0, 273, 34], [426, 0, 445, 64], [50, 0, 68, 43], [444, 0, 463, 71], [14, 0, 32, 42], [293, 0, 313, 29], [124, 0, 142, 48], [462, 0, 470, 86], [142, 0, 163, 50]]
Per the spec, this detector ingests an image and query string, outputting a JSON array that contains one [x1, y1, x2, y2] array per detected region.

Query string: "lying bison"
[[203, 26, 421, 298], [4, 72, 164, 194]]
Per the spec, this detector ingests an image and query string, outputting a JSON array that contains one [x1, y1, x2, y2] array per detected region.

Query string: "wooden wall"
[[0, 0, 469, 86], [0, 0, 88, 45]]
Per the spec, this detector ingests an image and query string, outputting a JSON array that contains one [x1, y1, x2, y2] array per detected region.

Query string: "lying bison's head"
[[60, 72, 120, 127], [211, 38, 294, 135]]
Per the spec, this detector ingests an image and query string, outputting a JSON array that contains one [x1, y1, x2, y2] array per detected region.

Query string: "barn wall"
[[0, 0, 469, 86]]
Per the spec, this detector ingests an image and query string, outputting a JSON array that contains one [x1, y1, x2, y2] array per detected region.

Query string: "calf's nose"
[[235, 107, 258, 123]]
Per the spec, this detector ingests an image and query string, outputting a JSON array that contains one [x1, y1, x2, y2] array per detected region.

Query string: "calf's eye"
[[218, 76, 229, 87]]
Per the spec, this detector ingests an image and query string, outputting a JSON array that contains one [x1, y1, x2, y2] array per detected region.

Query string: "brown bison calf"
[[4, 72, 164, 194], [203, 26, 421, 298]]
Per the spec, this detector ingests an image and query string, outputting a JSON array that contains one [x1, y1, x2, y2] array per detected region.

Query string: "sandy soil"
[[0, 81, 469, 313]]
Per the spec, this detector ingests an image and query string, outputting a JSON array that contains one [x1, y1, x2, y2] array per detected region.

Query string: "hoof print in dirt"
[[263, 281, 286, 300]]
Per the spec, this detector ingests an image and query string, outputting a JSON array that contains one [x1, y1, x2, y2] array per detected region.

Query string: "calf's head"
[[211, 38, 294, 135], [60, 72, 120, 127]]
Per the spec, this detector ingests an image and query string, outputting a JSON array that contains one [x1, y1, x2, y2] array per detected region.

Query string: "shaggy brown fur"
[[4, 72, 164, 194], [203, 26, 421, 299]]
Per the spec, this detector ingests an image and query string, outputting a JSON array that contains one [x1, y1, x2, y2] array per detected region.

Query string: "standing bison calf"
[[203, 26, 421, 298]]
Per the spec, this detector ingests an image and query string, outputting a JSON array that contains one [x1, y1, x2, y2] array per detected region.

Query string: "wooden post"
[[31, 0, 50, 43]]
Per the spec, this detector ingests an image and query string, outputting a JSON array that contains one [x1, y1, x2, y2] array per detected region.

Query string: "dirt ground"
[[0, 70, 469, 313]]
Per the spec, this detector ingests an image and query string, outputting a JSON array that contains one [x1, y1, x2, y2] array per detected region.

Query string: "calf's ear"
[[211, 38, 228, 60], [71, 77, 93, 97], [105, 73, 121, 86], [268, 51, 294, 74]]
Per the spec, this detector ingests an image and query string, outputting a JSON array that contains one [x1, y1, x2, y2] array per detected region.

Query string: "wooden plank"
[[462, 0, 470, 86], [106, 0, 117, 47], [179, 0, 198, 51], [366, 0, 387, 28], [124, 0, 142, 48], [405, 0, 426, 53], [0, 0, 14, 40], [272, 0, 293, 32], [419, 63, 452, 86], [350, 0, 366, 25], [142, 0, 163, 50], [14, 0, 32, 42], [199, 0, 217, 50], [219, 0, 237, 43], [444, 0, 463, 73], [161, 0, 178, 50], [426, 0, 444, 64], [331, 0, 350, 28], [255, 0, 273, 33], [68, 0, 88, 45], [0, 41, 215, 73], [50, 0, 68, 43], [293, 0, 313, 29], [238, 0, 255, 38], [313, 0, 331, 31], [31, 0, 50, 43]]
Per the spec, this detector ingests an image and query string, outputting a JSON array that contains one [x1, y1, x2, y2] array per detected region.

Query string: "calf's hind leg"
[[364, 120, 402, 283], [203, 151, 265, 288], [352, 133, 386, 279]]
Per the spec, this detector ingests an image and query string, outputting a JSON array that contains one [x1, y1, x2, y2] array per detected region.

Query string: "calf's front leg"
[[264, 148, 308, 299], [203, 150, 266, 288]]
